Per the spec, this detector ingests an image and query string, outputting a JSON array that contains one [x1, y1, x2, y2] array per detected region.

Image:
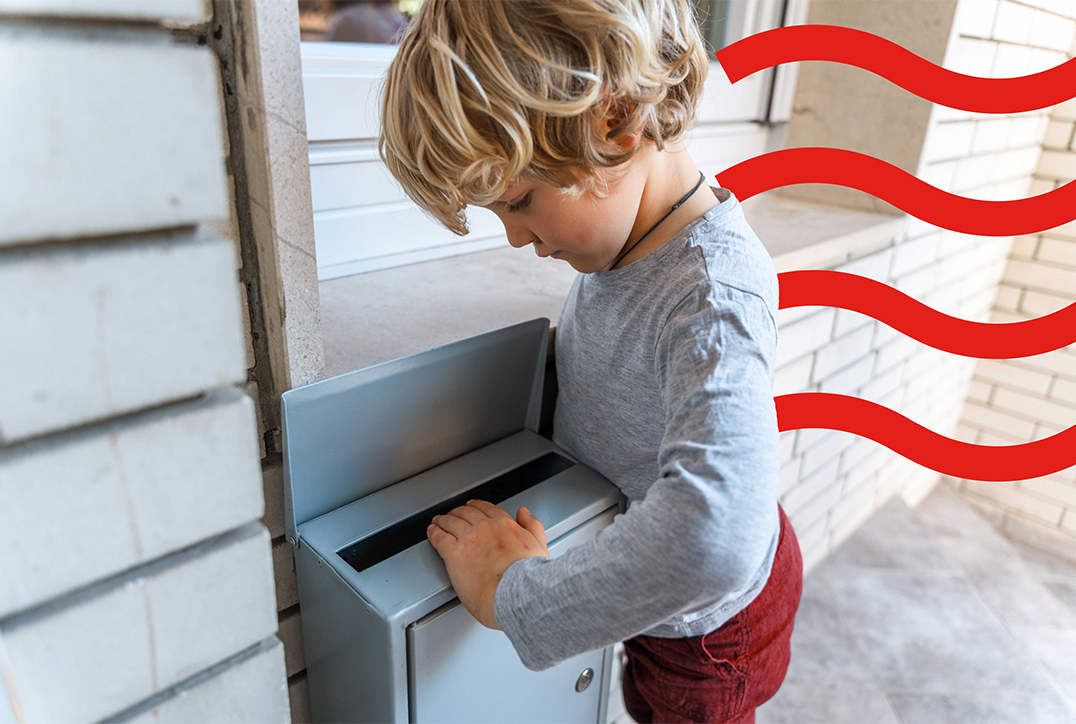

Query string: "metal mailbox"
[[281, 318, 627, 723]]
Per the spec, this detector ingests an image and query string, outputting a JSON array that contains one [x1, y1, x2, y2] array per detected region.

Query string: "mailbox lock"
[[575, 668, 594, 692]]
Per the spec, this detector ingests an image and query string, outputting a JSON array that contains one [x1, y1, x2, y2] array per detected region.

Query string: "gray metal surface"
[[281, 317, 549, 543], [296, 540, 404, 723]]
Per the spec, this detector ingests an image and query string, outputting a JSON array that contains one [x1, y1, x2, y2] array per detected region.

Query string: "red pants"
[[622, 503, 803, 723]]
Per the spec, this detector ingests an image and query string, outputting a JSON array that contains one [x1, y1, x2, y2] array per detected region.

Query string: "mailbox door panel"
[[407, 507, 616, 723]]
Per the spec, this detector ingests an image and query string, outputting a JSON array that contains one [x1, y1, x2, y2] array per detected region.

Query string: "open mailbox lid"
[[280, 318, 549, 546]]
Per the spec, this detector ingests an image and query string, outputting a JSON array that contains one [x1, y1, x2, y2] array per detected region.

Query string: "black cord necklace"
[[607, 170, 707, 271]]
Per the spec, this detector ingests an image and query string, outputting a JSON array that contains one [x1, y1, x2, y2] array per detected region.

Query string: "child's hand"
[[426, 499, 549, 629]]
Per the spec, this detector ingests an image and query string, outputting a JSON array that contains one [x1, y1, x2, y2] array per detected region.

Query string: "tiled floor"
[[610, 480, 1076, 724]]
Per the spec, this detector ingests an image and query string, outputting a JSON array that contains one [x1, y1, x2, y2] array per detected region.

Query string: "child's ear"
[[595, 98, 643, 152]]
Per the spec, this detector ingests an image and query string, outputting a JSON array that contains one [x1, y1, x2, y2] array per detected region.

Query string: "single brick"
[[835, 246, 892, 281], [0, 232, 246, 442], [1020, 288, 1072, 316], [960, 400, 1037, 439], [992, 386, 1076, 429], [0, 28, 226, 244], [1008, 115, 1045, 149], [1043, 121, 1075, 150], [991, 40, 1032, 78], [1037, 150, 1076, 180], [1036, 237, 1076, 268], [1004, 257, 1076, 296], [0, 0, 207, 22], [974, 359, 1052, 396]]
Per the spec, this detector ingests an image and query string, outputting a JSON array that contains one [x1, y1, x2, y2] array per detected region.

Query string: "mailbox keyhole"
[[575, 667, 594, 692]]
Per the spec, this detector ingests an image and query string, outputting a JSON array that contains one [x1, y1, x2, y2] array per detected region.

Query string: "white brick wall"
[[0, 3, 287, 721], [954, 89, 1076, 560], [776, 0, 1076, 572], [947, 0, 1076, 558]]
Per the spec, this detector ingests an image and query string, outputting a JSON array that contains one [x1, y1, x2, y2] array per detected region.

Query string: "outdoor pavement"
[[611, 480, 1076, 724]]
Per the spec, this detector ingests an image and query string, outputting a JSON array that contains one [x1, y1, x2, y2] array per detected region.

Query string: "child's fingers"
[[465, 499, 510, 519], [426, 524, 455, 555], [429, 513, 468, 539], [517, 506, 547, 548]]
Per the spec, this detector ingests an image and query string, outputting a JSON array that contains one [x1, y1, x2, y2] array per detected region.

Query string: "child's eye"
[[505, 193, 531, 213]]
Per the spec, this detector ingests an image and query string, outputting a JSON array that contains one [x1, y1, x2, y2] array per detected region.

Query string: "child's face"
[[480, 164, 647, 275]]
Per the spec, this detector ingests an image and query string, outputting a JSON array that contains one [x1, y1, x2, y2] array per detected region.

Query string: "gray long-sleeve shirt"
[[493, 187, 783, 672]]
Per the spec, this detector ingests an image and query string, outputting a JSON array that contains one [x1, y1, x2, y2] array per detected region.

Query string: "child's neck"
[[612, 143, 721, 270]]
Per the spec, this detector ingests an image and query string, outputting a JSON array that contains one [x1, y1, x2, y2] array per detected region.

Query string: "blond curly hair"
[[378, 0, 710, 236]]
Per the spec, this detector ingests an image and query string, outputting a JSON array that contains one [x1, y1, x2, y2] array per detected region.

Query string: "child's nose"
[[505, 229, 534, 249]]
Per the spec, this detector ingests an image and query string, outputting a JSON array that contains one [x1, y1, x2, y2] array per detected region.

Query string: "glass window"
[[692, 0, 731, 55]]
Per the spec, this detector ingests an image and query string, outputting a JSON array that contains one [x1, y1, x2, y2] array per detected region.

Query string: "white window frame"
[[302, 0, 805, 280]]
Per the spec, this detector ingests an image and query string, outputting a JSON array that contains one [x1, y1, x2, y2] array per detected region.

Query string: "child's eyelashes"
[[506, 193, 531, 213]]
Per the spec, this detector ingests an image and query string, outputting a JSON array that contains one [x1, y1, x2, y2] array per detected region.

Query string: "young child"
[[379, 1, 803, 721]]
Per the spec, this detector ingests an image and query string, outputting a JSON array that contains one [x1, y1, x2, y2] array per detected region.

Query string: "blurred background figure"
[[327, 0, 408, 43], [299, 0, 410, 44]]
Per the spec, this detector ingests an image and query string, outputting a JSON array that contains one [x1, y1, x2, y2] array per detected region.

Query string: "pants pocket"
[[697, 618, 749, 679], [624, 626, 750, 723], [660, 659, 747, 722]]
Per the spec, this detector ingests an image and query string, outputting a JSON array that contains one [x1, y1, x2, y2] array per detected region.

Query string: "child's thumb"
[[517, 507, 547, 548]]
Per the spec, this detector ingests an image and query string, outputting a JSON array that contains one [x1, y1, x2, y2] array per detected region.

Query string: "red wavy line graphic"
[[716, 24, 1076, 113], [778, 270, 1076, 358], [716, 148, 1076, 236], [720, 26, 1076, 480], [776, 393, 1076, 481]]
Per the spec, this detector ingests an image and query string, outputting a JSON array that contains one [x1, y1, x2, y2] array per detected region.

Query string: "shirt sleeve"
[[493, 283, 781, 672]]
